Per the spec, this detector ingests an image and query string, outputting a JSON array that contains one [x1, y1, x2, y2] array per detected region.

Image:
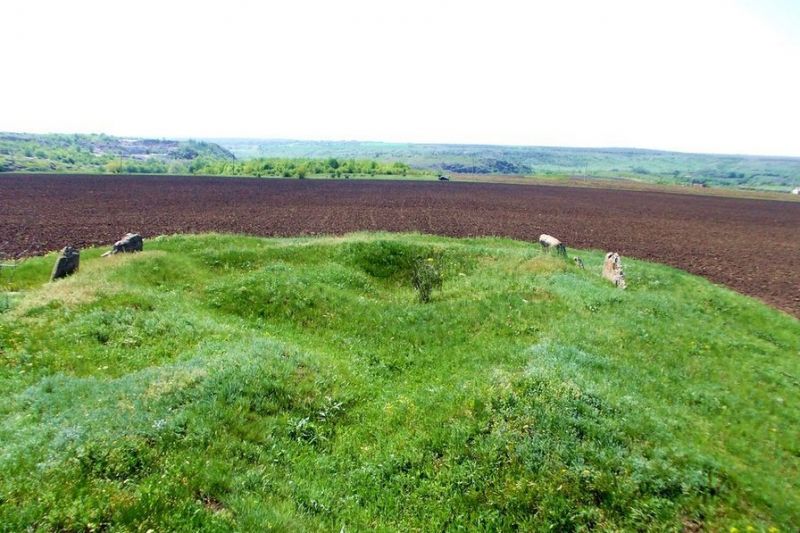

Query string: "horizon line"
[[3, 130, 800, 161]]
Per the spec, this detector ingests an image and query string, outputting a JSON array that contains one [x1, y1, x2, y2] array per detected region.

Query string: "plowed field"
[[2, 174, 798, 316]]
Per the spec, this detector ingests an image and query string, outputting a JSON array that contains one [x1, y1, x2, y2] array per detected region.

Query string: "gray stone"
[[51, 246, 80, 280], [102, 233, 143, 257], [602, 252, 626, 289], [539, 234, 566, 257]]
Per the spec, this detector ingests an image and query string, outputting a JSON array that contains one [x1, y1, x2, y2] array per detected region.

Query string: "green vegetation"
[[216, 139, 800, 191], [190, 157, 419, 178], [0, 133, 427, 180], [0, 133, 234, 174], [1, 233, 798, 530], [4, 132, 800, 191]]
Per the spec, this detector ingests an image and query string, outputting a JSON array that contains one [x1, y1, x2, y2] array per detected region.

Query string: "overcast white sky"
[[2, 0, 799, 156]]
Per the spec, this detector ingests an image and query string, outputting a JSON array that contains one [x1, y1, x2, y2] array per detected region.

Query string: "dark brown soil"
[[2, 174, 798, 316]]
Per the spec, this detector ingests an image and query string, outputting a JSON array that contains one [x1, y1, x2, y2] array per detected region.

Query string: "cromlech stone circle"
[[539, 234, 567, 257], [573, 257, 585, 269], [51, 246, 80, 281], [102, 233, 143, 257], [602, 252, 626, 289]]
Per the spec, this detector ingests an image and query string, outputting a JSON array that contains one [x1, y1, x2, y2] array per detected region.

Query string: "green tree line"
[[191, 157, 418, 178]]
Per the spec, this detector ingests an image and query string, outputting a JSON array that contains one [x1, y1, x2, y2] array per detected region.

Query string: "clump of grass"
[[411, 257, 442, 303], [0, 232, 798, 531]]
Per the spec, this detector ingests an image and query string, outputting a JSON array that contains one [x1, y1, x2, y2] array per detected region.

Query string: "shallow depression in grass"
[[0, 232, 798, 531]]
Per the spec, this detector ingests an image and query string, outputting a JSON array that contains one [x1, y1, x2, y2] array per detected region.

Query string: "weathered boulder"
[[539, 234, 566, 257], [602, 252, 626, 289], [102, 233, 143, 256], [51, 246, 80, 280]]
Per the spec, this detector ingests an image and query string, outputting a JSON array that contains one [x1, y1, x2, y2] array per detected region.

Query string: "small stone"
[[602, 252, 626, 289], [102, 233, 143, 256], [539, 234, 566, 257], [51, 246, 80, 280]]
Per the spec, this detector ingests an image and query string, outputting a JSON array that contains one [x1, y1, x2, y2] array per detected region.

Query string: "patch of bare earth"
[[1, 174, 798, 316]]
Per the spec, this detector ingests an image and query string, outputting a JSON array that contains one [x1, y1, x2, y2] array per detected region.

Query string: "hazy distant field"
[[4, 133, 800, 192], [452, 173, 800, 202], [214, 138, 800, 191]]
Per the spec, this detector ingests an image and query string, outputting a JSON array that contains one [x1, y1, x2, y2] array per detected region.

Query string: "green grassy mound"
[[1, 233, 798, 531]]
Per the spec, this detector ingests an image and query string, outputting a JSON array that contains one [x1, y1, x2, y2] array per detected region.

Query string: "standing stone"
[[102, 233, 143, 256], [51, 246, 80, 280], [602, 252, 626, 289]]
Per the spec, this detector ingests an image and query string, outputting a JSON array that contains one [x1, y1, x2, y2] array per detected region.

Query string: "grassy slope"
[[1, 234, 798, 531]]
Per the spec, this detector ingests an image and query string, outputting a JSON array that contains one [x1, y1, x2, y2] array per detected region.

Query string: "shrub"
[[411, 258, 442, 303]]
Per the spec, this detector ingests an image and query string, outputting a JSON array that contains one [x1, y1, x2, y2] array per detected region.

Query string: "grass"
[[1, 233, 798, 531]]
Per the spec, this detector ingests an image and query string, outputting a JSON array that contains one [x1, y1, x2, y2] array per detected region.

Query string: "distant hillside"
[[0, 133, 234, 174], [214, 139, 800, 191], [6, 133, 799, 192]]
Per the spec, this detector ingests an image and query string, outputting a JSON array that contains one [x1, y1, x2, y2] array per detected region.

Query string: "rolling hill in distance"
[[212, 138, 800, 190], [0, 132, 234, 175], [2, 132, 800, 191]]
